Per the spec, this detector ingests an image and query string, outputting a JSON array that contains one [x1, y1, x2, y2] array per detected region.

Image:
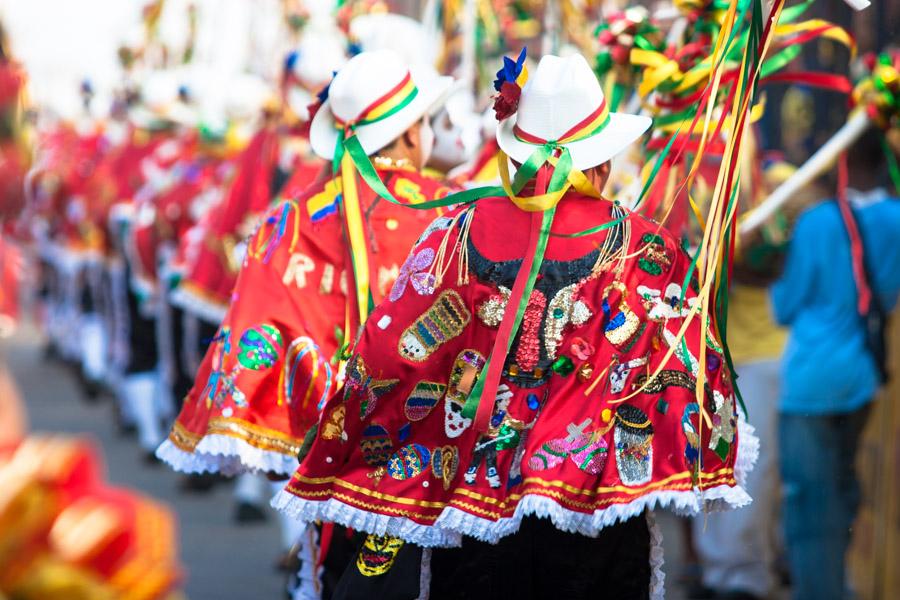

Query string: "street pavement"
[[2, 324, 287, 600]]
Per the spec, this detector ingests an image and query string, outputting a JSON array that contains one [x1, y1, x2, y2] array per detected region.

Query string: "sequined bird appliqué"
[[344, 354, 400, 420]]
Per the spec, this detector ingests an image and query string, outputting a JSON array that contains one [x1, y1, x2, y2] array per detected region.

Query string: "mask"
[[419, 117, 435, 166], [444, 396, 472, 438], [429, 110, 467, 169]]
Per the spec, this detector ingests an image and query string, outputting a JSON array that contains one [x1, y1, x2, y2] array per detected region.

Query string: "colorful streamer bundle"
[[594, 8, 664, 110], [853, 51, 900, 131]]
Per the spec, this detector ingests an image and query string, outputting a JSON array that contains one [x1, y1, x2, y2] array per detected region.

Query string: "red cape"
[[160, 164, 456, 474], [274, 191, 751, 545]]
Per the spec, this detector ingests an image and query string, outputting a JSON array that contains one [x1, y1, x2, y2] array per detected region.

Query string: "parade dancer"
[[274, 52, 755, 599]]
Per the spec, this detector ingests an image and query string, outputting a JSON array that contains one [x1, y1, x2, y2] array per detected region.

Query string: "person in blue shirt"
[[771, 129, 900, 600]]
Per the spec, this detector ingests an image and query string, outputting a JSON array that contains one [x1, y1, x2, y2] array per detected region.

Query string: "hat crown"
[[515, 54, 606, 142], [294, 29, 348, 88], [328, 50, 411, 126]]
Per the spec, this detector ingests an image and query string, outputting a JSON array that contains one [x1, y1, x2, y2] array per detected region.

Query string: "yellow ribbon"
[[339, 151, 370, 324], [497, 151, 602, 212]]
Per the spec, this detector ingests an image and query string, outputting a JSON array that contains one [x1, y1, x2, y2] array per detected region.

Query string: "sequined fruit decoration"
[[237, 324, 284, 370], [387, 444, 432, 480]]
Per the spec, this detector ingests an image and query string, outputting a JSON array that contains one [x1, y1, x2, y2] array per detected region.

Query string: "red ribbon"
[[836, 152, 872, 315], [760, 71, 852, 93]]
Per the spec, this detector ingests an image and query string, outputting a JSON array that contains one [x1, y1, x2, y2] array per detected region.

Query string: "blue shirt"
[[771, 191, 900, 414]]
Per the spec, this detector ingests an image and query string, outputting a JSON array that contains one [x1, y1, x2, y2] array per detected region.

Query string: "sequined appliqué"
[[602, 284, 642, 348], [387, 444, 432, 480], [356, 535, 405, 577], [529, 418, 609, 475], [637, 233, 673, 276], [682, 402, 700, 469], [544, 283, 592, 360], [237, 324, 283, 370], [398, 290, 471, 362], [320, 404, 346, 441], [389, 247, 436, 302], [609, 356, 649, 394], [464, 385, 534, 489], [404, 381, 447, 421], [431, 445, 460, 490], [708, 390, 736, 460], [344, 354, 400, 419], [614, 405, 654, 486], [281, 336, 332, 409], [360, 423, 393, 466], [444, 350, 485, 438]]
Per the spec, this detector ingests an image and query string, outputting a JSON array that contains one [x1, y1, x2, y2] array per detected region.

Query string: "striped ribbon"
[[513, 99, 611, 145]]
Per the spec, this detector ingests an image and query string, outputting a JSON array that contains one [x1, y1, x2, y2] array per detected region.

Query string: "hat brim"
[[310, 67, 454, 161], [496, 112, 652, 172]]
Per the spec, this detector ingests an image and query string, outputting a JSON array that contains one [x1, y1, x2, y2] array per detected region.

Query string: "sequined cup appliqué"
[[614, 404, 654, 486]]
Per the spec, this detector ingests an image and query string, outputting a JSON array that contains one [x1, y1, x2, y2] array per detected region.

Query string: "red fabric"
[[168, 166, 456, 469], [128, 137, 224, 289], [0, 59, 25, 108], [283, 192, 740, 534], [175, 126, 306, 312], [0, 142, 27, 221], [836, 152, 871, 315], [0, 235, 19, 323]]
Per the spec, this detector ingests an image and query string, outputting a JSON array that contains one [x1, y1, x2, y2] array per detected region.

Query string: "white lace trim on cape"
[[156, 434, 299, 476]]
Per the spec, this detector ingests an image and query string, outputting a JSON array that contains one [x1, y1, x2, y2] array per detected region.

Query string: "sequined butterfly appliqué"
[[389, 247, 436, 302]]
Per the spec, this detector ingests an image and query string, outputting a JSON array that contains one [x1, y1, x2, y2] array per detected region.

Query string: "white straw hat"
[[292, 27, 348, 88], [309, 50, 453, 160], [496, 54, 651, 171], [349, 14, 439, 70]]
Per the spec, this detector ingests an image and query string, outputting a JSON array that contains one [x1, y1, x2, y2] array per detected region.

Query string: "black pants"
[[124, 282, 158, 374], [168, 306, 218, 404], [331, 515, 651, 600]]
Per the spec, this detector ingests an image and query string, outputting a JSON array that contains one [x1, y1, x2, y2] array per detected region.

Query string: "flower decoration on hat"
[[492, 47, 529, 121], [853, 51, 900, 132]]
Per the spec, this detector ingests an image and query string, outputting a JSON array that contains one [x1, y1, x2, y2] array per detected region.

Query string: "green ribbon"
[[882, 134, 900, 194]]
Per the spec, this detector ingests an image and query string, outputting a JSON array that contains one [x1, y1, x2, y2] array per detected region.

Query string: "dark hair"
[[846, 127, 887, 177]]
